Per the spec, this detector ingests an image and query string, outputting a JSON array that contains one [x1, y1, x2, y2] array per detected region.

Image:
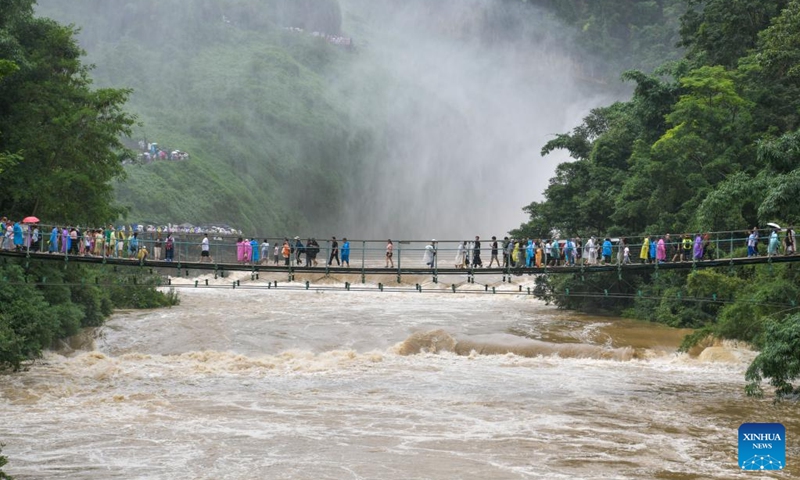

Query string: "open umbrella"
[[22, 216, 40, 224], [767, 222, 782, 230]]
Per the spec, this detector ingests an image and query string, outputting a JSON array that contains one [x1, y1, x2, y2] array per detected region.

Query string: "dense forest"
[[512, 0, 800, 398]]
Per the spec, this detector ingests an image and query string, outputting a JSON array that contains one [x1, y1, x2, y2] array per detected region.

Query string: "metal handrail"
[[3, 223, 793, 280]]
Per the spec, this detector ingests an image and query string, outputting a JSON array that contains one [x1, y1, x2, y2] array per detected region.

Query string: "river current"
[[1, 273, 797, 479]]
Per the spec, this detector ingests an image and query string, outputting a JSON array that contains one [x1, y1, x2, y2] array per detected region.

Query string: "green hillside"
[[36, 0, 367, 234]]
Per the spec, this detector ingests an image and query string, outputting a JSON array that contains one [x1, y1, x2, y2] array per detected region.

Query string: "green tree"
[[0, 60, 20, 174], [743, 0, 800, 135], [0, 264, 61, 371], [697, 131, 800, 229], [0, 1, 135, 224], [745, 314, 800, 399], [680, 0, 789, 68], [515, 0, 800, 398], [0, 442, 12, 480], [642, 66, 753, 229]]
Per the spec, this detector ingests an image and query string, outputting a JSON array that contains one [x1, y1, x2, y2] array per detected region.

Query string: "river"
[[1, 274, 797, 479]]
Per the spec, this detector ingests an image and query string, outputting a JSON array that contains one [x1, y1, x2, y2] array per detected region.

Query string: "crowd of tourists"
[[135, 141, 189, 165], [1, 216, 796, 269], [416, 228, 796, 270], [263, 236, 352, 268], [0, 219, 180, 262], [284, 26, 354, 49], [488, 227, 796, 269]]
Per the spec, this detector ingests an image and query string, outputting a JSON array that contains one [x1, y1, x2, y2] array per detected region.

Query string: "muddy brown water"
[[1, 275, 796, 479]]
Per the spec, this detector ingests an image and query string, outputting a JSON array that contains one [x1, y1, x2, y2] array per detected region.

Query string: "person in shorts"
[[489, 236, 500, 267], [200, 233, 213, 263], [386, 239, 394, 268]]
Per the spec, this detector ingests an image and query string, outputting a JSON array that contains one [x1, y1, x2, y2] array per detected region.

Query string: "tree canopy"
[[516, 0, 800, 399], [0, 1, 178, 376], [0, 0, 135, 225]]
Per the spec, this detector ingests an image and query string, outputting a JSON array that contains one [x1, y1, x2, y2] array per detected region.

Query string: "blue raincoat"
[[49, 227, 59, 252]]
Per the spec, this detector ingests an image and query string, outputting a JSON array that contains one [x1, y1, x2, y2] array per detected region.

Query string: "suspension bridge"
[[1, 239, 797, 283], [2, 233, 798, 310]]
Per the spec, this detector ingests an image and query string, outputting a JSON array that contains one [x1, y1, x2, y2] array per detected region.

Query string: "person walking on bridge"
[[656, 236, 666, 264], [747, 229, 758, 257], [341, 238, 350, 267], [511, 241, 520, 267], [455, 241, 466, 268], [165, 234, 174, 262], [109, 228, 117, 258], [244, 238, 253, 264], [128, 232, 139, 259], [472, 236, 483, 267], [602, 238, 613, 265], [564, 238, 576, 266], [294, 237, 304, 265], [785, 227, 795, 255], [260, 239, 270, 265], [386, 239, 394, 268], [105, 225, 113, 257], [585, 237, 596, 265], [504, 240, 512, 267], [61, 226, 69, 254], [236, 237, 245, 264], [200, 233, 214, 263], [12, 221, 23, 252], [768, 229, 780, 257], [250, 238, 259, 264], [282, 239, 291, 266], [424, 240, 437, 268], [31, 225, 40, 252], [328, 236, 340, 266], [526, 239, 535, 267], [489, 236, 500, 268], [694, 233, 704, 260], [305, 238, 316, 267], [154, 235, 162, 261], [69, 228, 79, 255], [550, 239, 561, 267], [640, 235, 650, 264]]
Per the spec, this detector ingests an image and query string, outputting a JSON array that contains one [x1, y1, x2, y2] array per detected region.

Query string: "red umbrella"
[[22, 216, 40, 224]]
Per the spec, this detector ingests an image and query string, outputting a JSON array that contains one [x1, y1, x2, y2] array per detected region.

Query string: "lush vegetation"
[[515, 0, 800, 399], [35, 0, 369, 234], [0, 260, 178, 372], [526, 0, 686, 78], [0, 443, 10, 480], [0, 0, 135, 224], [0, 1, 179, 373]]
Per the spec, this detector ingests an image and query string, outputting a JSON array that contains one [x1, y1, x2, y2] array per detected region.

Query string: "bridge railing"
[[5, 226, 793, 270]]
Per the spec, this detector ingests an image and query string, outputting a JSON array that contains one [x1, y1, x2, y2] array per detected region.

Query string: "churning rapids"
[[1, 274, 798, 479]]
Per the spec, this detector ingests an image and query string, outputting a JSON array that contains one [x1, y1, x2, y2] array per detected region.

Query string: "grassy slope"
[[111, 31, 361, 234], [37, 0, 366, 235]]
